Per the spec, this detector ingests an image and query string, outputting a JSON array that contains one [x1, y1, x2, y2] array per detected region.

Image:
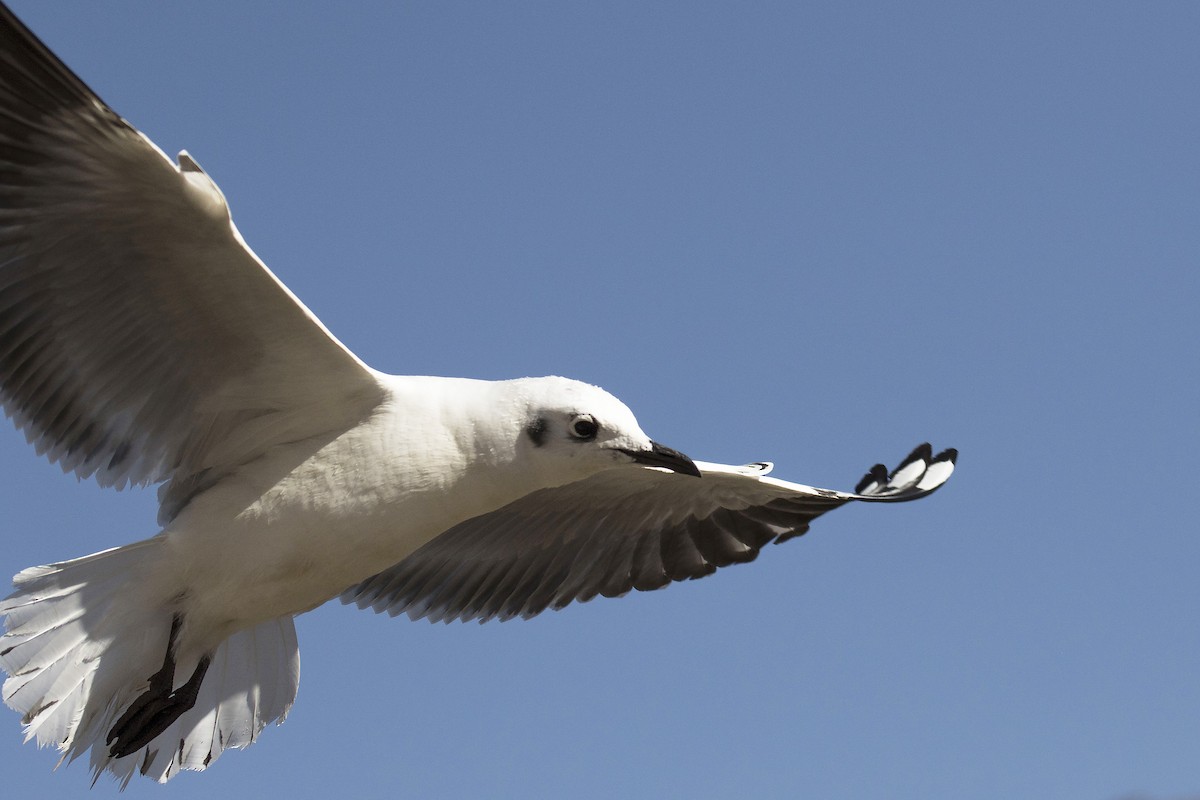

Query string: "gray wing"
[[343, 444, 957, 624], [0, 8, 384, 514]]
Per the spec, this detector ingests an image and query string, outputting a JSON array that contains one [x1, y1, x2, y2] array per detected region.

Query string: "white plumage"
[[0, 3, 955, 785]]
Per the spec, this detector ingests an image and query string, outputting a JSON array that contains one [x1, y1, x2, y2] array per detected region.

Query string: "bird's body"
[[0, 3, 955, 786], [148, 375, 649, 652]]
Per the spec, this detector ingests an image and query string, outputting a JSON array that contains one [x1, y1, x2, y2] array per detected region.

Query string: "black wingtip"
[[853, 442, 957, 501], [854, 463, 888, 494], [935, 447, 958, 465], [891, 442, 932, 478]]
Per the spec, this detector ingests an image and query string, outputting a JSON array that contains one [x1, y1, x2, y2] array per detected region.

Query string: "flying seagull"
[[0, 4, 956, 787]]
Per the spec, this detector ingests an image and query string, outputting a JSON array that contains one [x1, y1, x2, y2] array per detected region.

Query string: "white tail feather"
[[0, 540, 300, 786]]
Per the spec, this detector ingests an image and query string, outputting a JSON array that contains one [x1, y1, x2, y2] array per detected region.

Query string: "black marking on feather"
[[20, 698, 57, 725], [855, 464, 888, 494], [107, 441, 132, 470], [892, 442, 932, 478]]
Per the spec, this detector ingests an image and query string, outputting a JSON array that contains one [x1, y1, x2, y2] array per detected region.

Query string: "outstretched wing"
[[0, 8, 384, 513], [343, 444, 957, 624]]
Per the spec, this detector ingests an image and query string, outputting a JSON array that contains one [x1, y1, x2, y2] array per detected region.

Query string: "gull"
[[0, 4, 956, 787]]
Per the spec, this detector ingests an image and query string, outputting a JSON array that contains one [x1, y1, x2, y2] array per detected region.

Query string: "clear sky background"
[[1, 2, 1197, 798]]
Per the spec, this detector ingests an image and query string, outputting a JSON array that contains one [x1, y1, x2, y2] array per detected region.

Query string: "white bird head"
[[500, 376, 700, 486]]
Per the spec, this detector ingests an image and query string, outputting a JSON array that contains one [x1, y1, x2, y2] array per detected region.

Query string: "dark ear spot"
[[526, 416, 548, 447]]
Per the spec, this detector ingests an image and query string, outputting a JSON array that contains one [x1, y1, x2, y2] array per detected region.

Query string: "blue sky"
[[1, 2, 1197, 797]]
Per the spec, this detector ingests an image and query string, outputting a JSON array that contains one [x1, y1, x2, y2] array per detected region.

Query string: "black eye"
[[570, 415, 599, 440]]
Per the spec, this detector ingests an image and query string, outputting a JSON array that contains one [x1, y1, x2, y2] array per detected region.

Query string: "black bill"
[[620, 441, 702, 477]]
